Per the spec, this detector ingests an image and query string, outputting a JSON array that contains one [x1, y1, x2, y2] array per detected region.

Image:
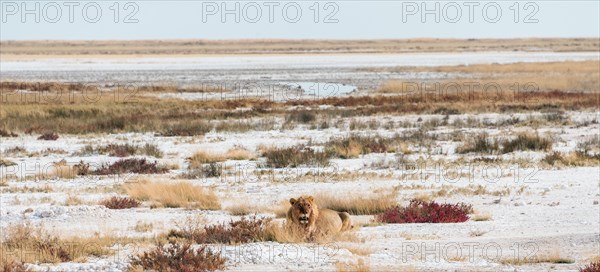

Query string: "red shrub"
[[129, 242, 226, 272], [100, 196, 140, 209], [93, 158, 167, 175], [37, 132, 59, 140], [377, 199, 471, 224], [581, 262, 600, 272]]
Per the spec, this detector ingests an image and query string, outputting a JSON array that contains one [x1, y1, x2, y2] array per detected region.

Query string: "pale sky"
[[1, 1, 599, 40]]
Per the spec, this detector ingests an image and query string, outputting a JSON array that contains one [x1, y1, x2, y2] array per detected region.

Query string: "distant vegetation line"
[[1, 38, 598, 56]]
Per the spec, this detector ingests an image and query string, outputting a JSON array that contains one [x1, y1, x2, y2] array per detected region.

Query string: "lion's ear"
[[289, 198, 296, 205], [306, 196, 314, 202]]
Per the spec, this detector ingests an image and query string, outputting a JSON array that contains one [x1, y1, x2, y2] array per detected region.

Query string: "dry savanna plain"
[[0, 39, 599, 272]]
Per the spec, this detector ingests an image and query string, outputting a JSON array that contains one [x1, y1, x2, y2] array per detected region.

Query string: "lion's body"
[[286, 196, 352, 240]]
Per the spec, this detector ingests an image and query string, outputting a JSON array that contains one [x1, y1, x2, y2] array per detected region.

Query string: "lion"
[[286, 196, 352, 240]]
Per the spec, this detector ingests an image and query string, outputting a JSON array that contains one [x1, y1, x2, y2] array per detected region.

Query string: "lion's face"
[[290, 196, 316, 225]]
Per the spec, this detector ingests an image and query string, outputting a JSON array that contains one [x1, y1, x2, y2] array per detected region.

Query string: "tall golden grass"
[[188, 147, 255, 168], [35, 164, 77, 180], [124, 180, 221, 209], [314, 190, 398, 215]]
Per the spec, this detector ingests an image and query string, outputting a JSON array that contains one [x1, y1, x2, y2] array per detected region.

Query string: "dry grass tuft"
[[336, 259, 370, 272], [225, 203, 261, 216], [224, 146, 256, 160], [262, 145, 331, 168], [1, 260, 33, 272], [501, 133, 553, 153], [124, 180, 221, 209], [471, 212, 492, 222], [457, 133, 499, 154], [100, 196, 140, 209], [0, 159, 17, 167], [314, 190, 398, 215], [500, 250, 574, 265], [0, 223, 115, 264], [36, 164, 77, 180], [64, 195, 85, 206], [133, 221, 154, 233], [345, 246, 374, 256], [542, 151, 600, 167], [326, 135, 395, 159], [188, 151, 225, 167]]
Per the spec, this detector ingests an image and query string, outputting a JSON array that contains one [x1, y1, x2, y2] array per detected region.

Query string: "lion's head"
[[289, 196, 318, 226]]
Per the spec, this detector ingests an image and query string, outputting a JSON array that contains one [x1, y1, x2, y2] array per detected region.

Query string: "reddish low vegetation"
[[377, 199, 472, 224], [168, 216, 272, 244], [93, 158, 167, 175], [129, 242, 226, 272], [37, 132, 59, 141], [99, 196, 140, 209], [581, 262, 600, 272]]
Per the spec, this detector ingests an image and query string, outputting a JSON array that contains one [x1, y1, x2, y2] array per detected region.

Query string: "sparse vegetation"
[[326, 135, 397, 158], [500, 252, 574, 265], [501, 133, 552, 153], [286, 110, 316, 124], [161, 121, 212, 137], [262, 145, 331, 168], [100, 196, 140, 209], [458, 133, 552, 154], [2, 80, 596, 136], [457, 133, 499, 154], [37, 131, 59, 140], [78, 143, 163, 158]]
